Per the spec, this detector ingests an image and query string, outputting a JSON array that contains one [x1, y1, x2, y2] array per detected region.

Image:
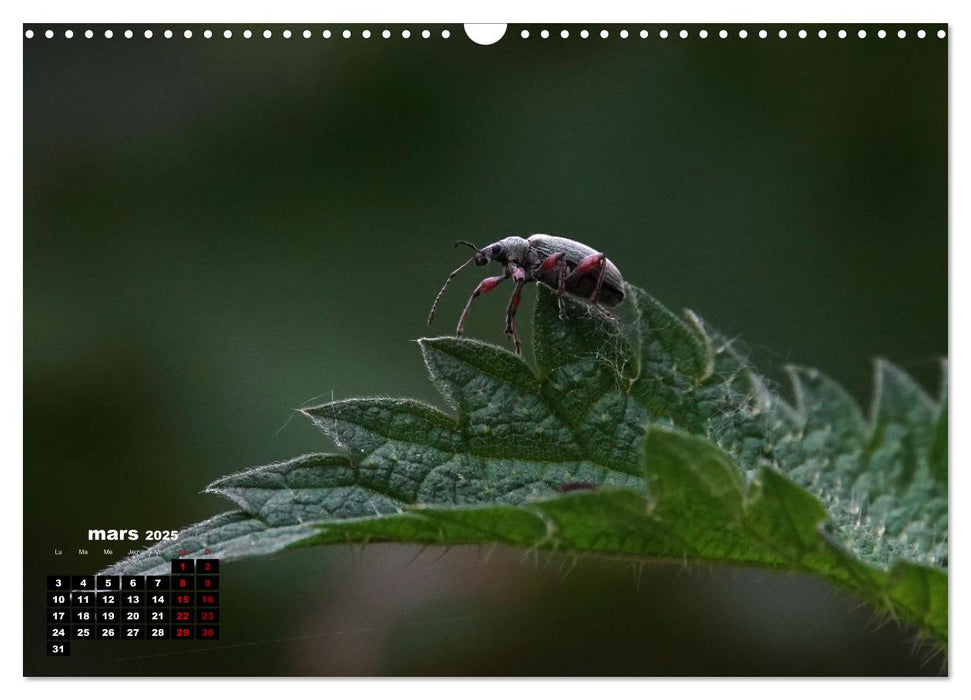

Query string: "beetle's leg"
[[590, 257, 608, 305], [565, 252, 607, 304], [540, 253, 566, 294], [504, 267, 527, 354], [556, 260, 568, 319], [540, 253, 568, 319], [456, 274, 506, 337]]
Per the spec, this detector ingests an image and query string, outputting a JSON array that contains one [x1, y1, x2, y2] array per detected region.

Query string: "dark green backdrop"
[[24, 23, 947, 675]]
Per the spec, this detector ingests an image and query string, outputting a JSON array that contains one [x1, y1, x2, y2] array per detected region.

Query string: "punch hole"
[[464, 24, 506, 45]]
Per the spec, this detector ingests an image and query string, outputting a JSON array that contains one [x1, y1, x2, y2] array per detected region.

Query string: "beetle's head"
[[482, 242, 508, 265]]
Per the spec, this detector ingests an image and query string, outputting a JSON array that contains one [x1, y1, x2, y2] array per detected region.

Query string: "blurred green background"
[[24, 24, 947, 676]]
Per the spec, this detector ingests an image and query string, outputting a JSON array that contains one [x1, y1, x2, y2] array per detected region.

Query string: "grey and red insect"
[[427, 234, 625, 354]]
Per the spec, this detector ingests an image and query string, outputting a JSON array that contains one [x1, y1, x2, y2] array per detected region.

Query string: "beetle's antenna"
[[454, 240, 480, 252], [428, 257, 476, 325]]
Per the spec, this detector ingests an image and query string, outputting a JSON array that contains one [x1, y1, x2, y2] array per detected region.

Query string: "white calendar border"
[[5, 0, 963, 695]]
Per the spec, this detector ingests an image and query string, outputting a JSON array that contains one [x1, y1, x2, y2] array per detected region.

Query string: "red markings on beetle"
[[479, 275, 505, 293], [572, 252, 605, 274], [541, 252, 565, 271]]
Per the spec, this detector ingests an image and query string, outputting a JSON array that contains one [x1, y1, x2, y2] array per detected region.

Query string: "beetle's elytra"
[[427, 233, 625, 355]]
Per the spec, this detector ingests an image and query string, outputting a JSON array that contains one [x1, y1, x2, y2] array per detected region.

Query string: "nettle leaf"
[[103, 284, 947, 646]]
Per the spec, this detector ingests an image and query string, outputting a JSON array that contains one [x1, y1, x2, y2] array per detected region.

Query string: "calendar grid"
[[46, 559, 220, 656]]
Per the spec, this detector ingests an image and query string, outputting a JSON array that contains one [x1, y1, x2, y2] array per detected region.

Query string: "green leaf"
[[104, 284, 947, 646]]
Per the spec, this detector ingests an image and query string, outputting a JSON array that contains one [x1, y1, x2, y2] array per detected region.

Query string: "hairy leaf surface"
[[103, 285, 947, 645]]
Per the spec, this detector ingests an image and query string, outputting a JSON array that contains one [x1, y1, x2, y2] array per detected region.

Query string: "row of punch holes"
[[24, 26, 948, 41]]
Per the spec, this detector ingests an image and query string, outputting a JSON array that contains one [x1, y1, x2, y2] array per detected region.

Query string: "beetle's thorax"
[[484, 236, 530, 266]]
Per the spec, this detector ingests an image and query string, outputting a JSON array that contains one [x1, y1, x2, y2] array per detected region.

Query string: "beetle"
[[426, 233, 625, 354]]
